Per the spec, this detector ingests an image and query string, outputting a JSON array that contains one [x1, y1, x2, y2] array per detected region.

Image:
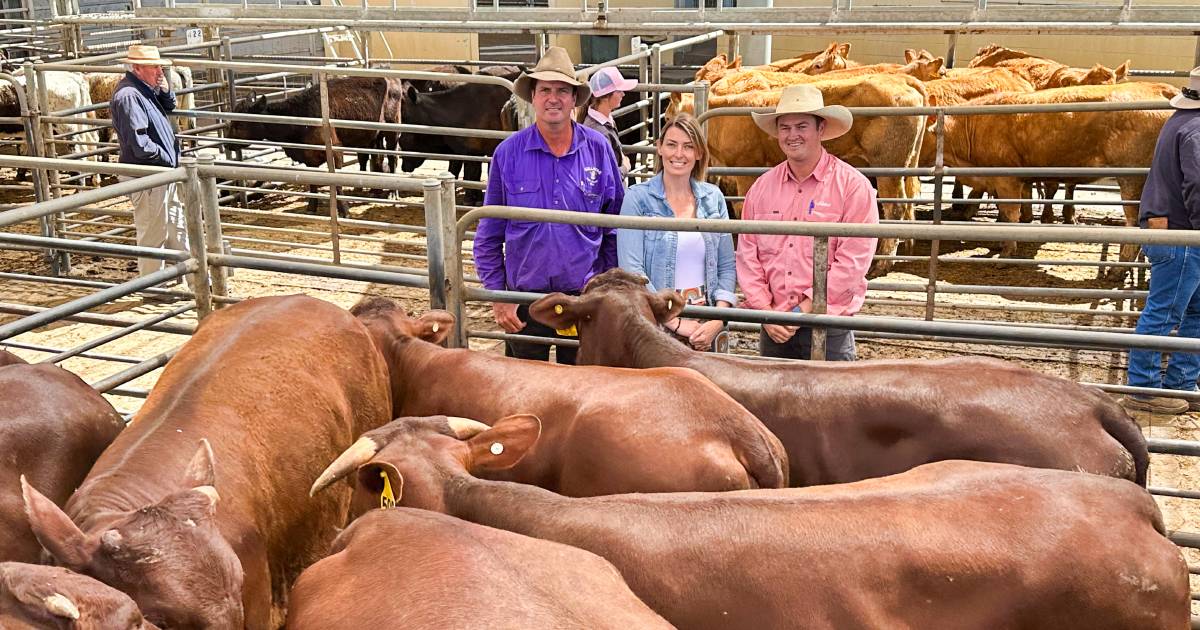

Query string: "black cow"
[[226, 77, 403, 216], [399, 66, 519, 206]]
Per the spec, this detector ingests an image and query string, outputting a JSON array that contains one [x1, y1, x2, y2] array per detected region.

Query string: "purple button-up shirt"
[[474, 122, 623, 293]]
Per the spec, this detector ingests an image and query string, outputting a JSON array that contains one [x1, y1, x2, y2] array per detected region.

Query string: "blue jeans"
[[1127, 244, 1200, 391]]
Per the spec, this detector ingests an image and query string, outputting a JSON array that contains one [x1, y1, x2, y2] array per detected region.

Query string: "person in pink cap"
[[579, 66, 637, 176]]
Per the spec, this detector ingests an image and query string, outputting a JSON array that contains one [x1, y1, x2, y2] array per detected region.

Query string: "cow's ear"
[[466, 414, 541, 472], [1114, 60, 1130, 82], [402, 81, 417, 101], [21, 476, 96, 570], [528, 293, 583, 330], [903, 48, 916, 64], [416, 310, 454, 345], [160, 486, 220, 523], [928, 57, 945, 76], [181, 438, 216, 489], [355, 461, 404, 508], [836, 42, 851, 57], [648, 288, 685, 324]]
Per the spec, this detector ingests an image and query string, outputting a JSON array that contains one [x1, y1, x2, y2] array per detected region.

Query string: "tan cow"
[[968, 44, 1130, 89], [766, 42, 857, 75], [941, 82, 1178, 263], [672, 73, 926, 274]]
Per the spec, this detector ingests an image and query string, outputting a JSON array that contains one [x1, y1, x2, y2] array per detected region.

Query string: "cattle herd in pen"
[[0, 266, 1191, 628], [0, 42, 1192, 630]]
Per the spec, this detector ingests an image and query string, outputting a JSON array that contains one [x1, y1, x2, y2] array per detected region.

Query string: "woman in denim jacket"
[[617, 114, 736, 351]]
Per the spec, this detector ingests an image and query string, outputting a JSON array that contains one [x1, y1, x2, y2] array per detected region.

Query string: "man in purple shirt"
[[473, 46, 623, 364]]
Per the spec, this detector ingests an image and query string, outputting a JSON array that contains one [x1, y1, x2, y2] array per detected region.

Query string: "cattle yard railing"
[[6, 157, 1200, 600]]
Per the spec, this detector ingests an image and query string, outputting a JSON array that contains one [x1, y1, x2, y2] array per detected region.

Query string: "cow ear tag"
[[379, 471, 396, 509], [553, 304, 577, 337], [667, 300, 673, 310], [554, 304, 564, 314], [431, 322, 439, 333], [490, 442, 504, 455]]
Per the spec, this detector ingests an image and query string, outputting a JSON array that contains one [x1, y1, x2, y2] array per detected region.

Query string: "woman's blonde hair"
[[654, 113, 709, 181]]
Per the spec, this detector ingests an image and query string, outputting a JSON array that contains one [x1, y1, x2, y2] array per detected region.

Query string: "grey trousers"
[[759, 327, 857, 361]]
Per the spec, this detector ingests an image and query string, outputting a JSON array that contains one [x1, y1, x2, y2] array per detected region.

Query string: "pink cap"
[[589, 67, 638, 97]]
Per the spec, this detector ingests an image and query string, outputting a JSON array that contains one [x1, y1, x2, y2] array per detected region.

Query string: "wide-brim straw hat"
[[513, 46, 589, 104], [1170, 66, 1200, 110], [751, 84, 852, 140], [121, 44, 172, 66]]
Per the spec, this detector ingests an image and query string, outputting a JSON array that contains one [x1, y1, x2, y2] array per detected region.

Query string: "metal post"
[[180, 157, 213, 319], [24, 64, 63, 275], [730, 32, 741, 60], [440, 174, 466, 348], [694, 80, 710, 136], [925, 110, 946, 321], [317, 71, 341, 264], [637, 43, 649, 168], [35, 68, 62, 200], [811, 236, 829, 361], [946, 31, 959, 68], [197, 153, 228, 305], [217, 34, 247, 207], [537, 32, 549, 58], [15, 67, 48, 205], [650, 43, 663, 141], [424, 177, 447, 309]]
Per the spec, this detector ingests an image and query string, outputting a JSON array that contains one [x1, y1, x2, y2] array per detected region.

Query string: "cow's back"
[[70, 294, 392, 621], [553, 461, 1186, 629], [0, 363, 123, 563], [286, 508, 671, 629], [947, 82, 1177, 170]]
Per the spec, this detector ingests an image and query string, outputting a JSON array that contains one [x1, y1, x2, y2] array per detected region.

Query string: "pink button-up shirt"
[[736, 149, 879, 317]]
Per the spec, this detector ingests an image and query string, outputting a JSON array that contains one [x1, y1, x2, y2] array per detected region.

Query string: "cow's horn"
[[446, 416, 490, 439], [44, 594, 80, 620], [310, 436, 380, 497]]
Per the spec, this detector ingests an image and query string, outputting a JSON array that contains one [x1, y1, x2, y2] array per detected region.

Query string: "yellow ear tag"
[[553, 303, 576, 336], [379, 471, 396, 509]]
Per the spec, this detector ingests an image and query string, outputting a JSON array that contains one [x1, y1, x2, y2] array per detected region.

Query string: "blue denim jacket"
[[617, 173, 737, 305]]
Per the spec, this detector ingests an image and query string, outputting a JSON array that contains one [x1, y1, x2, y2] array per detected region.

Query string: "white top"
[[674, 231, 706, 292]]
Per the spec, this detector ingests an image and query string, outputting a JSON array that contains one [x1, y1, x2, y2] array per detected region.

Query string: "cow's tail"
[[1092, 387, 1150, 487], [729, 413, 790, 489]]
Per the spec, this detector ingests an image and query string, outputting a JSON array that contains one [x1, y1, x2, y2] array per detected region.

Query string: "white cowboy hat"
[[513, 46, 589, 104], [121, 44, 172, 67], [751, 84, 852, 140], [1170, 66, 1200, 110]]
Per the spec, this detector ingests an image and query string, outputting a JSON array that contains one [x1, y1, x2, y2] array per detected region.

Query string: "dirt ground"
[[3, 163, 1198, 603]]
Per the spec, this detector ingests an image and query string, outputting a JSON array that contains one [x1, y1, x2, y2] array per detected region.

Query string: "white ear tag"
[[490, 442, 504, 455], [667, 299, 673, 310], [431, 322, 439, 333]]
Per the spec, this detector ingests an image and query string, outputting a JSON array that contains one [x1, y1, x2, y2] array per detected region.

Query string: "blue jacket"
[[1139, 109, 1200, 229], [617, 173, 737, 305], [111, 72, 178, 168]]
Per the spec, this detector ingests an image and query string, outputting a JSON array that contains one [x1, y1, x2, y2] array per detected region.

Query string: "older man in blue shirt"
[[1122, 66, 1200, 415], [474, 46, 623, 363], [111, 44, 187, 284]]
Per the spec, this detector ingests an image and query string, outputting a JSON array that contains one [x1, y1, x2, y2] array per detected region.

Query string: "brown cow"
[[226, 77, 404, 215], [286, 504, 672, 629], [1, 563, 158, 629], [941, 82, 1178, 262], [0, 349, 27, 366], [1, 362, 123, 564], [21, 295, 393, 629], [529, 269, 1149, 488], [349, 297, 787, 495], [313, 415, 1189, 630], [968, 45, 1130, 89]]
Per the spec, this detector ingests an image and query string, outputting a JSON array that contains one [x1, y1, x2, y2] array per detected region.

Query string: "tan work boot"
[[1121, 395, 1190, 415]]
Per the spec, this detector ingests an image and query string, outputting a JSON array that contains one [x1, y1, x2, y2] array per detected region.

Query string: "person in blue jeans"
[[1122, 66, 1200, 415], [617, 113, 736, 352]]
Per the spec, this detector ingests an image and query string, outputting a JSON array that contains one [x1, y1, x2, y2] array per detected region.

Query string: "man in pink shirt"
[[735, 84, 879, 361]]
